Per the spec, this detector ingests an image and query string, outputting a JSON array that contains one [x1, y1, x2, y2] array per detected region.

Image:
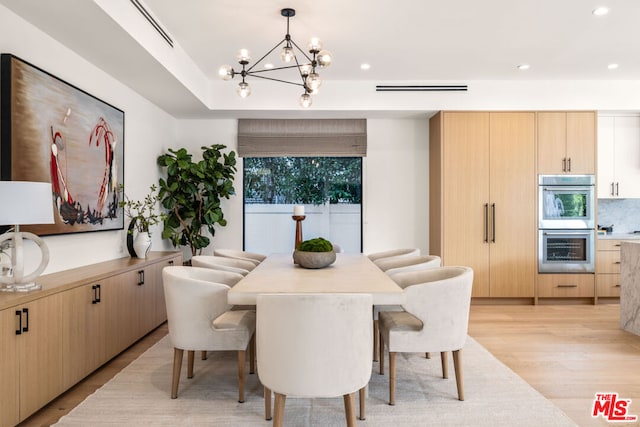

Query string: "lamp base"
[[0, 282, 42, 292]]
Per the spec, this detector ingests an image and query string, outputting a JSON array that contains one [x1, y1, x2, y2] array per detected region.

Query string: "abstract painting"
[[0, 54, 124, 235]]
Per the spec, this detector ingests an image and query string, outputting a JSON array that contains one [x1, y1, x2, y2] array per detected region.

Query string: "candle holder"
[[292, 215, 306, 250]]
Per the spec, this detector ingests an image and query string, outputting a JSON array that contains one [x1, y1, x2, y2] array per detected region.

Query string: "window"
[[243, 157, 362, 254]]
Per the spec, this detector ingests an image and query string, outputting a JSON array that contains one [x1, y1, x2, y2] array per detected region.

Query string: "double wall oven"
[[538, 175, 595, 273]]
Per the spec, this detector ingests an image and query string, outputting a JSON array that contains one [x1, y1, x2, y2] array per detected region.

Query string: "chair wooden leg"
[[379, 332, 385, 375], [453, 349, 464, 401], [343, 392, 357, 427], [440, 351, 448, 379], [201, 350, 207, 360], [264, 386, 272, 420], [359, 387, 366, 420], [389, 352, 396, 405], [273, 392, 286, 427], [237, 350, 246, 403], [249, 333, 256, 374], [187, 350, 195, 379], [373, 319, 379, 361], [171, 348, 183, 399]]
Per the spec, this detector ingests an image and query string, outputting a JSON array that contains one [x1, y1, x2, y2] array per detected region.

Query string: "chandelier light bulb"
[[299, 63, 313, 76], [306, 72, 322, 91], [307, 37, 323, 52], [317, 50, 332, 68], [281, 46, 295, 63], [237, 82, 251, 98], [299, 93, 312, 108], [237, 49, 251, 63], [218, 65, 234, 80]]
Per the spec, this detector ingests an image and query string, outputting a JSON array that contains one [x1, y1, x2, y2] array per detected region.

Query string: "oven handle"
[[542, 230, 593, 236], [542, 186, 594, 192]]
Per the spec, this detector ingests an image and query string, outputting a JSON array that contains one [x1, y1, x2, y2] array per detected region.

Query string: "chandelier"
[[218, 8, 332, 108]]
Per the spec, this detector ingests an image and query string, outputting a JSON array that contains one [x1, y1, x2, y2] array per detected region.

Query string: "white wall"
[[1, 7, 176, 274], [363, 119, 429, 255]]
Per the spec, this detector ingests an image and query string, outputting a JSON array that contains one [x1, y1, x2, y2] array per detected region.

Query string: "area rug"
[[55, 336, 577, 426]]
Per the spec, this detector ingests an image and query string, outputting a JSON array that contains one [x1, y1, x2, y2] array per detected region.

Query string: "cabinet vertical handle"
[[562, 158, 566, 172], [611, 182, 615, 196], [96, 284, 101, 303], [15, 310, 22, 335], [491, 203, 496, 243], [567, 157, 571, 172], [138, 270, 145, 286], [92, 285, 97, 304], [22, 308, 29, 333], [615, 182, 619, 196], [483, 203, 489, 243]]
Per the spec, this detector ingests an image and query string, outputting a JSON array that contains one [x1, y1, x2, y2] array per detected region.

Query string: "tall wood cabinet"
[[429, 111, 536, 298], [0, 252, 180, 427], [538, 111, 596, 174]]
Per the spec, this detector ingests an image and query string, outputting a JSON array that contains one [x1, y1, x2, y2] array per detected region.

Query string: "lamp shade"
[[0, 181, 54, 225]]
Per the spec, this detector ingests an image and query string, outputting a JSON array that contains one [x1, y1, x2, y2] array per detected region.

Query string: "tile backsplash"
[[597, 198, 640, 233]]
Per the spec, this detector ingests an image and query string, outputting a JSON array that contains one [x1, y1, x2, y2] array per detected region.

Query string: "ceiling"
[[2, 0, 639, 118]]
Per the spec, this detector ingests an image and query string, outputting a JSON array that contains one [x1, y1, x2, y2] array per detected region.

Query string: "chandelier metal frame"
[[219, 8, 332, 108]]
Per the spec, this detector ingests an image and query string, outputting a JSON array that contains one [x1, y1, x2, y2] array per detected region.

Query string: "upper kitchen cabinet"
[[538, 111, 596, 174], [429, 111, 536, 299], [597, 115, 640, 198]]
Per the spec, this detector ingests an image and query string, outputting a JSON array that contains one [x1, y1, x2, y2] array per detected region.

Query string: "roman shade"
[[238, 119, 367, 157]]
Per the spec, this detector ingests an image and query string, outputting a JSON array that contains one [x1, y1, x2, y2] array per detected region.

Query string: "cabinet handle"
[[562, 158, 566, 172], [92, 285, 98, 304], [557, 284, 578, 288], [491, 203, 496, 243], [168, 260, 174, 266], [22, 308, 29, 333], [15, 310, 22, 335], [138, 270, 145, 286], [614, 261, 621, 265], [567, 157, 571, 172], [96, 284, 101, 303], [615, 284, 621, 288], [614, 244, 621, 247], [611, 182, 615, 196], [483, 203, 489, 243], [615, 182, 619, 196]]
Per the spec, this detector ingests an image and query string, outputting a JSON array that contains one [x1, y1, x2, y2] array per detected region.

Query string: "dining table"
[[227, 253, 405, 305]]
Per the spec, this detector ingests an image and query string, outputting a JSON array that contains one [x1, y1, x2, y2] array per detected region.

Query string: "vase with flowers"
[[119, 184, 162, 259]]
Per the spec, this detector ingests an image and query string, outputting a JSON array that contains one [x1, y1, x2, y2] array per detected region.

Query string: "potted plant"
[[157, 144, 237, 258], [119, 184, 162, 259], [293, 237, 336, 269]]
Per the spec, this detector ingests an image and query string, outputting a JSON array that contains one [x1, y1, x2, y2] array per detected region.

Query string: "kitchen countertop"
[[598, 232, 640, 240]]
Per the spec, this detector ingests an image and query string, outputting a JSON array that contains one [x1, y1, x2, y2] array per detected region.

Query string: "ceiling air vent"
[[376, 85, 468, 92], [130, 0, 174, 48]]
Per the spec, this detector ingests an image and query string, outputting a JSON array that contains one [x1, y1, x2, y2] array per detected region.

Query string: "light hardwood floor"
[[18, 303, 640, 427]]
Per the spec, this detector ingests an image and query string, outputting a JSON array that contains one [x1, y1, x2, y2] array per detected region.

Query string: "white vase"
[[133, 231, 152, 259]]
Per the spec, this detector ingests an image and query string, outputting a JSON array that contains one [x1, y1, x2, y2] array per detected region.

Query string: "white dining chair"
[[378, 266, 473, 404], [371, 255, 442, 361], [366, 248, 420, 262], [163, 266, 256, 402], [257, 293, 373, 426], [191, 255, 256, 275], [214, 248, 266, 266]]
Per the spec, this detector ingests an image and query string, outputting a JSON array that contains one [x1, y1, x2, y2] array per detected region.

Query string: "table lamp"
[[0, 181, 55, 292]]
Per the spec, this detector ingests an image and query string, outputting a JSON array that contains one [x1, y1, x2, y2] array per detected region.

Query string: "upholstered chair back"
[[214, 249, 266, 265], [375, 255, 441, 275], [366, 248, 420, 262], [392, 266, 473, 353], [257, 293, 373, 398], [187, 260, 245, 286], [191, 255, 256, 275]]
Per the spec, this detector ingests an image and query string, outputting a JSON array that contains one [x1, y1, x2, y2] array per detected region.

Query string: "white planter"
[[133, 232, 152, 259]]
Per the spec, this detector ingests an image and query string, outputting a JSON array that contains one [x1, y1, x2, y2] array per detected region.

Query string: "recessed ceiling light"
[[360, 63, 371, 70], [264, 63, 274, 69], [592, 7, 609, 16], [517, 64, 530, 70], [608, 63, 619, 69]]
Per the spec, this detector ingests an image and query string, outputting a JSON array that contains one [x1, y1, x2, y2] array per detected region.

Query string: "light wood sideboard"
[[0, 251, 181, 427]]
